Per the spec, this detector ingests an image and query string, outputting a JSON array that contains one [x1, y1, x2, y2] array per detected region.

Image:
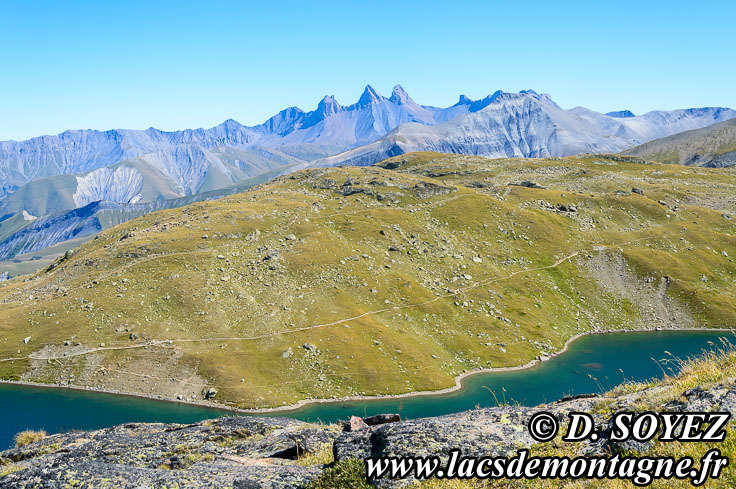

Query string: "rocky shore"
[[3, 376, 735, 488]]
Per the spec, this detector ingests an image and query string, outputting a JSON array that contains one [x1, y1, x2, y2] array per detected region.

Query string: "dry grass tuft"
[[13, 429, 47, 447]]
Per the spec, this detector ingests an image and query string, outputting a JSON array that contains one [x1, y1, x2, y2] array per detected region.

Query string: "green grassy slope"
[[0, 152, 735, 409], [623, 118, 736, 166]]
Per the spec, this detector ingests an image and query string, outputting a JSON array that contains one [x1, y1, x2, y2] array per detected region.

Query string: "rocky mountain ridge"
[[305, 93, 736, 169]]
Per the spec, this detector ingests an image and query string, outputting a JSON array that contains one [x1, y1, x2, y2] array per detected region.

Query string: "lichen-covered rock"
[[0, 417, 333, 488], [334, 397, 597, 464], [665, 381, 736, 413]]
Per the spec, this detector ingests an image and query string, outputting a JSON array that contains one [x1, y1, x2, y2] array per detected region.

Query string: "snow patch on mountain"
[[73, 166, 144, 207], [22, 210, 37, 221]]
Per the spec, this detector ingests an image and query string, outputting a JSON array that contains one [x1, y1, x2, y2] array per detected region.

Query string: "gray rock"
[[363, 414, 401, 426], [0, 417, 332, 489], [510, 180, 546, 189], [412, 181, 455, 199], [333, 429, 374, 460], [233, 465, 324, 489]]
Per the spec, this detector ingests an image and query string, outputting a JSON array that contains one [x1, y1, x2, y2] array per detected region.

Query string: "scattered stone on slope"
[[509, 180, 546, 189]]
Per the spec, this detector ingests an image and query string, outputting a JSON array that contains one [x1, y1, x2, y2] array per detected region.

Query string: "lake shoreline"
[[1, 326, 733, 418]]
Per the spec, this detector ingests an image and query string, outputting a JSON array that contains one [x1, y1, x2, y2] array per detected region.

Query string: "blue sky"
[[0, 0, 734, 140]]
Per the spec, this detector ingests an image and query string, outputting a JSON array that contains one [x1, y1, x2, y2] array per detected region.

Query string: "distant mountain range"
[[1, 85, 734, 267], [303, 91, 736, 169]]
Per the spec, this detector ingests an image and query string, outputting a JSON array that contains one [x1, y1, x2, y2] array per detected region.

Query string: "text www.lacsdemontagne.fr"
[[365, 448, 728, 486]]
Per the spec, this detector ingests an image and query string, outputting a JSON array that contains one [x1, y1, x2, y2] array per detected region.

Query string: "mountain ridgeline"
[[623, 118, 736, 167], [2, 87, 734, 205], [0, 85, 734, 267]]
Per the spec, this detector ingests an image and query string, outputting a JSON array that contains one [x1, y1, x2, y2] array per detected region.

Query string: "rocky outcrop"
[[0, 417, 339, 489]]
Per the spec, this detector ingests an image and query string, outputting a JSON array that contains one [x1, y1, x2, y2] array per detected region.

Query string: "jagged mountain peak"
[[389, 84, 412, 105], [260, 106, 305, 136], [220, 118, 244, 130], [455, 94, 473, 106], [468, 90, 504, 112], [356, 85, 385, 107], [301, 95, 345, 129], [316, 95, 343, 114], [606, 110, 636, 118]]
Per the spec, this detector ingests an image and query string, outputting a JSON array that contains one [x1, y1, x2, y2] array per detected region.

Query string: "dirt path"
[[0, 246, 580, 363], [0, 235, 655, 364], [1, 189, 468, 304], [0, 340, 173, 363]]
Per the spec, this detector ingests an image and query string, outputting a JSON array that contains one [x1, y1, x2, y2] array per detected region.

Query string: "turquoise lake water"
[[1, 330, 731, 449]]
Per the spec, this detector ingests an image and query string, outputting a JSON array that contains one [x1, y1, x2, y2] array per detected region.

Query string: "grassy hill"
[[623, 118, 736, 167], [1, 152, 735, 410]]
